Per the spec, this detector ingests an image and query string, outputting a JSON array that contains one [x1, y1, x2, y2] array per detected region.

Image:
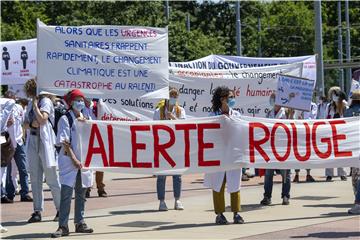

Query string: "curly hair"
[[211, 86, 230, 113], [24, 78, 37, 97]]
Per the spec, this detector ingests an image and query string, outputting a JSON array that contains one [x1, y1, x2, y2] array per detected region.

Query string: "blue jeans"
[[356, 178, 360, 204], [6, 144, 29, 199], [59, 171, 87, 227], [157, 175, 181, 200], [264, 169, 291, 199]]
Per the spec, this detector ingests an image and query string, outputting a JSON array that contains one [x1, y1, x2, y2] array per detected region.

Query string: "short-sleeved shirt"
[[153, 105, 186, 120]]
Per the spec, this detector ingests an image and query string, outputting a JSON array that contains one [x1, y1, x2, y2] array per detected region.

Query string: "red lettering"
[[249, 122, 270, 163], [312, 122, 332, 159], [271, 123, 291, 161], [153, 125, 176, 168], [197, 123, 220, 167], [108, 125, 130, 167], [130, 125, 152, 168], [291, 123, 311, 161], [84, 124, 108, 167], [330, 120, 352, 157], [175, 124, 197, 167]]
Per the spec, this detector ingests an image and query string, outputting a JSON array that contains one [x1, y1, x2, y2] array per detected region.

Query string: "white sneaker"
[[348, 204, 360, 214], [0, 224, 8, 233], [159, 200, 168, 211], [174, 200, 184, 210]]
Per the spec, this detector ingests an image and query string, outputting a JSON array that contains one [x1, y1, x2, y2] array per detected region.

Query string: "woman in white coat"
[[204, 86, 244, 225], [51, 89, 93, 238]]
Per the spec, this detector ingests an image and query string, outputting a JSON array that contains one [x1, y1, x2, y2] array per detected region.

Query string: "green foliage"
[[1, 0, 359, 91]]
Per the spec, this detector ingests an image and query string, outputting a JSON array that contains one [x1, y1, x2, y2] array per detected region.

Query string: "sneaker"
[[348, 204, 360, 214], [53, 211, 59, 222], [293, 174, 299, 183], [245, 172, 255, 178], [215, 214, 228, 225], [51, 226, 69, 238], [1, 196, 14, 204], [75, 222, 94, 233], [159, 200, 168, 211], [28, 211, 41, 223], [241, 174, 250, 181], [85, 188, 91, 198], [326, 176, 332, 182], [174, 200, 184, 210], [233, 213, 245, 224], [20, 194, 33, 202], [97, 189, 107, 198], [260, 197, 271, 206], [0, 224, 8, 233], [340, 176, 347, 181], [282, 197, 290, 205], [306, 175, 316, 182]]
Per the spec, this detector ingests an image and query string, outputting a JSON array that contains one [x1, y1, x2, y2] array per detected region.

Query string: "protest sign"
[[77, 115, 360, 174], [98, 62, 304, 120], [350, 79, 360, 93], [275, 74, 315, 111], [169, 54, 316, 82], [7, 84, 27, 99], [1, 38, 37, 85], [37, 20, 169, 99]]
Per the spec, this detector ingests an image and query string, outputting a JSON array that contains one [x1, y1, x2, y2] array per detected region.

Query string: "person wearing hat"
[[23, 78, 61, 223], [344, 89, 360, 214], [324, 87, 348, 182], [51, 89, 94, 238]]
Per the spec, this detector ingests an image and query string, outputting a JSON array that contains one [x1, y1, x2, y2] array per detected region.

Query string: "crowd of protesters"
[[1, 78, 359, 236]]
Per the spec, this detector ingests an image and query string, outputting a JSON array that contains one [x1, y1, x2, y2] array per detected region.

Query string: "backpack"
[[53, 104, 68, 135]]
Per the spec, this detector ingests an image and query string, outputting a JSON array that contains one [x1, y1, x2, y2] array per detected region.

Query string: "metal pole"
[[165, 1, 169, 24], [236, 1, 242, 56], [186, 13, 190, 32], [337, 1, 344, 91], [258, 16, 262, 57], [314, 1, 324, 96], [345, 0, 352, 94]]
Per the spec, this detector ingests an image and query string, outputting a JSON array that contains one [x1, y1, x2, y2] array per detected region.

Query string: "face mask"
[[332, 95, 339, 102], [72, 100, 85, 112], [227, 98, 236, 108], [269, 99, 275, 107], [169, 97, 177, 106]]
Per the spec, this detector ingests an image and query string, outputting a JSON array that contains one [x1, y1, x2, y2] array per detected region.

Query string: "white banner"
[[98, 62, 303, 120], [1, 38, 37, 85], [169, 54, 316, 82], [275, 75, 315, 111], [37, 20, 169, 99], [77, 116, 360, 174]]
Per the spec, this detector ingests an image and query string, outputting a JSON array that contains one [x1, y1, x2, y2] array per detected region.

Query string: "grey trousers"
[[27, 134, 61, 212]]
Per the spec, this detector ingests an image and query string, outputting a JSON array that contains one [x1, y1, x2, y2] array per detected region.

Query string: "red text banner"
[[76, 116, 360, 174]]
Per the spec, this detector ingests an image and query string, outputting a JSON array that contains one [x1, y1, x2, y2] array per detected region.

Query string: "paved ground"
[[1, 169, 359, 239]]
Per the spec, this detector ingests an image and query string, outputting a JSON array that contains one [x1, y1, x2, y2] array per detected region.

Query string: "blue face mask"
[[227, 98, 236, 108], [169, 97, 177, 106], [72, 100, 85, 112]]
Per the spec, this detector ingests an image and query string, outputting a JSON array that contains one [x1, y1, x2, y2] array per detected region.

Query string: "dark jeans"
[[6, 144, 29, 199], [264, 169, 291, 199], [356, 178, 360, 204]]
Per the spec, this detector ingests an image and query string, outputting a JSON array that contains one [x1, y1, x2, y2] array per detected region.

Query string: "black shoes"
[[306, 175, 316, 182], [326, 176, 332, 182], [98, 190, 107, 198], [1, 196, 14, 204], [233, 213, 245, 224], [260, 197, 271, 206], [215, 214, 228, 225], [51, 226, 69, 238], [20, 194, 33, 202], [28, 211, 41, 223], [85, 188, 91, 198], [340, 176, 347, 181], [293, 175, 299, 183], [53, 211, 59, 222], [75, 222, 94, 233]]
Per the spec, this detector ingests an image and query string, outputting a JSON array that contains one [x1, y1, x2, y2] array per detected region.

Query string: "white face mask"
[[332, 95, 339, 102]]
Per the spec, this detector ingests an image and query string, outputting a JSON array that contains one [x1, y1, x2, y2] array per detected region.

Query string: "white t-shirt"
[[8, 103, 24, 147], [153, 105, 186, 120]]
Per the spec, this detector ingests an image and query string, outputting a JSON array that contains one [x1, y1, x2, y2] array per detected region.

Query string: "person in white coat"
[[260, 93, 291, 206], [23, 79, 61, 223], [51, 89, 94, 238], [204, 86, 244, 225]]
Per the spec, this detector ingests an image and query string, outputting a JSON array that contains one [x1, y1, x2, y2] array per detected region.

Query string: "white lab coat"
[[56, 111, 93, 188], [203, 108, 242, 193]]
